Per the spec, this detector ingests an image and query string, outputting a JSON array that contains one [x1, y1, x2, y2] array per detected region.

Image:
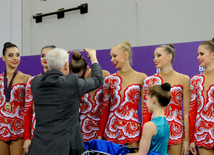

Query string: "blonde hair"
[[114, 41, 132, 60]]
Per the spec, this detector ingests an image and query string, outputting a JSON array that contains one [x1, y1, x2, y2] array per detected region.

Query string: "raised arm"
[[77, 49, 103, 96], [85, 48, 98, 63]]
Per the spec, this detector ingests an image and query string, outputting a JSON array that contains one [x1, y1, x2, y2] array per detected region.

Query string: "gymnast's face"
[[153, 47, 171, 69], [110, 46, 127, 69], [2, 47, 20, 69], [197, 45, 214, 68], [41, 48, 52, 68], [146, 95, 154, 113]]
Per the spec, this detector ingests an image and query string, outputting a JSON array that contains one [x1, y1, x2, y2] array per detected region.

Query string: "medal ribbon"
[[4, 69, 19, 102]]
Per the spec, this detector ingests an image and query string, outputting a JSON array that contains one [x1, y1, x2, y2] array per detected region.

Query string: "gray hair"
[[46, 48, 68, 71]]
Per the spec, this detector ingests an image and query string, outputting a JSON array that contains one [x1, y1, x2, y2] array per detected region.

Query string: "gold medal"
[[5, 102, 11, 111]]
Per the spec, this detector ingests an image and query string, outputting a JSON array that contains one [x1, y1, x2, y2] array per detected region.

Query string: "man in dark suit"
[[28, 48, 103, 155]]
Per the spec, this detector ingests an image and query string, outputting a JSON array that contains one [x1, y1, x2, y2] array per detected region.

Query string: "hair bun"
[[72, 51, 82, 60], [167, 43, 174, 49], [123, 41, 131, 48], [161, 83, 171, 91], [4, 42, 12, 47]]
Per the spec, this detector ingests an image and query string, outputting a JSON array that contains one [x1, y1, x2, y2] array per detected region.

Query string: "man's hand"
[[85, 49, 97, 63]]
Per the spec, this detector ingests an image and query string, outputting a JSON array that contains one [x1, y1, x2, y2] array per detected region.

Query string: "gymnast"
[[98, 41, 147, 148], [126, 83, 171, 155], [189, 38, 214, 155], [0, 42, 31, 155], [143, 44, 190, 155]]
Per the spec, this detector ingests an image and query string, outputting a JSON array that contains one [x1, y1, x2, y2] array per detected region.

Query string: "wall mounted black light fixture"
[[33, 3, 88, 23]]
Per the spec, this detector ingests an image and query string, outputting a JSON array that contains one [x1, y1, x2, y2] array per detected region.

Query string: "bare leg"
[[126, 142, 139, 148], [168, 143, 183, 155], [10, 138, 24, 155], [126, 142, 139, 153], [198, 147, 214, 155], [0, 140, 10, 155]]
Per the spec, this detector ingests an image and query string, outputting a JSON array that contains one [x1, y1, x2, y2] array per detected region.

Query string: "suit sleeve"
[[189, 78, 197, 143], [77, 63, 103, 97], [24, 77, 34, 140]]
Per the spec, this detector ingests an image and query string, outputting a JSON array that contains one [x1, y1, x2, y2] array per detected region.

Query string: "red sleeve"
[[189, 79, 197, 143], [98, 77, 110, 137], [24, 77, 34, 140], [142, 84, 152, 127]]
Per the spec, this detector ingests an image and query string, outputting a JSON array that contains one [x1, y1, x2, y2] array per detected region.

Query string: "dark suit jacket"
[[28, 63, 103, 155]]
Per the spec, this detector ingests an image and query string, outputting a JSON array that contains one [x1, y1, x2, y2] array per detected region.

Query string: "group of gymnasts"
[[0, 38, 214, 155]]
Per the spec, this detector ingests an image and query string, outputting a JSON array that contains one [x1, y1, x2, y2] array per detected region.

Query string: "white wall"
[[0, 0, 11, 49], [0, 0, 22, 55], [20, 0, 214, 55]]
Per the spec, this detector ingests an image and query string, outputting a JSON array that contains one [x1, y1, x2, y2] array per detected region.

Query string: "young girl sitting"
[[127, 83, 171, 155]]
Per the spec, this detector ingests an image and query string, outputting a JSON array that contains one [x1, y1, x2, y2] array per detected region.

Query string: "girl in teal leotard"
[[127, 83, 171, 155]]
